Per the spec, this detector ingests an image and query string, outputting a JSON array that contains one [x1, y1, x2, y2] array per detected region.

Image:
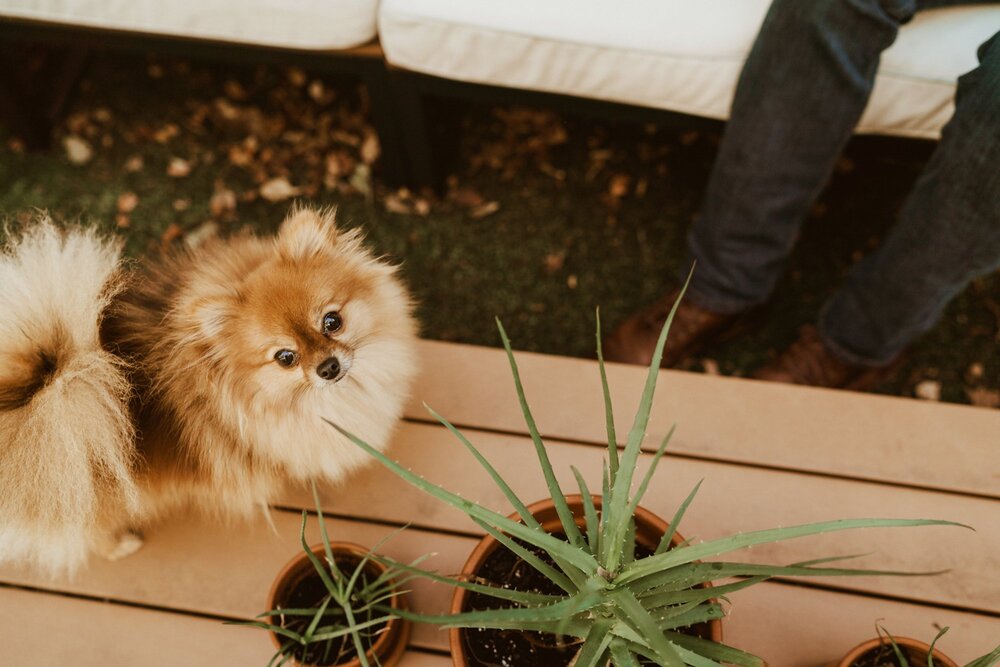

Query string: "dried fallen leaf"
[[210, 187, 237, 218], [223, 79, 248, 101], [259, 177, 300, 202], [413, 198, 431, 216], [469, 201, 500, 219], [702, 359, 721, 375], [185, 221, 220, 248], [608, 174, 630, 199], [966, 387, 1000, 408], [360, 132, 380, 165], [914, 380, 941, 401], [167, 157, 192, 178], [115, 214, 130, 229], [160, 223, 183, 248], [153, 124, 179, 144], [966, 362, 985, 381], [287, 67, 307, 87], [566, 274, 578, 289], [116, 192, 139, 214], [449, 187, 484, 209], [63, 135, 93, 165], [173, 199, 191, 212], [543, 252, 565, 274], [384, 193, 413, 215], [124, 154, 144, 172]]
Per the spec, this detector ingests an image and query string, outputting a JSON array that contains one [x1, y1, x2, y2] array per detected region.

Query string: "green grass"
[[1, 50, 996, 406]]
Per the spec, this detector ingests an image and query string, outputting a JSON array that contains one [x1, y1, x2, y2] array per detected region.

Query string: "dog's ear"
[[190, 294, 234, 341], [277, 207, 338, 258]]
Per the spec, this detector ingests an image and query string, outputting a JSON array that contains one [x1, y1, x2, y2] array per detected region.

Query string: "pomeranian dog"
[[0, 207, 417, 574]]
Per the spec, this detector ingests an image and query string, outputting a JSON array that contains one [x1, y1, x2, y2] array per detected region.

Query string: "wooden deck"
[[2, 339, 998, 665]]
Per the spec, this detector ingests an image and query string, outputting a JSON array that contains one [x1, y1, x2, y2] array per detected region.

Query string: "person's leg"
[[603, 0, 921, 367], [817, 31, 1000, 366], [686, 0, 921, 315]]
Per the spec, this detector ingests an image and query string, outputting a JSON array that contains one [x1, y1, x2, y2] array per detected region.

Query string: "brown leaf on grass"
[[608, 174, 631, 199], [153, 124, 179, 144], [173, 199, 191, 212], [360, 132, 380, 165], [384, 192, 413, 215], [413, 198, 431, 216], [966, 387, 1000, 408], [116, 192, 139, 214], [914, 380, 941, 401], [286, 67, 307, 87], [966, 362, 985, 382], [543, 252, 565, 274], [124, 154, 144, 172], [167, 157, 192, 177], [469, 201, 500, 219], [260, 177, 300, 202], [160, 223, 183, 249], [448, 187, 484, 208], [63, 135, 93, 165], [224, 79, 249, 101], [308, 80, 336, 105], [185, 221, 220, 248], [566, 274, 578, 289], [209, 187, 237, 218], [115, 214, 130, 229]]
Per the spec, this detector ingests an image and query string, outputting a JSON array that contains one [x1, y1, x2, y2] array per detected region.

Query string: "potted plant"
[[237, 486, 412, 667], [835, 627, 1000, 667], [332, 288, 967, 666]]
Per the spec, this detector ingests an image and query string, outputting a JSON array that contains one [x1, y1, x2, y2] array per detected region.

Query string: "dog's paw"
[[102, 531, 144, 561]]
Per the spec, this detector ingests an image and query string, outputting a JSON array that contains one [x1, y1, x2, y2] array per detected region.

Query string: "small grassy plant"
[[237, 485, 416, 667]]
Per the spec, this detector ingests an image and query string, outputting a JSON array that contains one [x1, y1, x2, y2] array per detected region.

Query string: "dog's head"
[[184, 208, 417, 413]]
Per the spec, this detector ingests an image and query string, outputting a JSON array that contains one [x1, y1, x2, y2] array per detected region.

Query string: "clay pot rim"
[[838, 636, 959, 667], [266, 541, 409, 667], [449, 494, 723, 666]]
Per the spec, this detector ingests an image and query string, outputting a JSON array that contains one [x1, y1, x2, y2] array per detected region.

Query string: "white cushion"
[[379, 0, 1000, 139], [0, 0, 378, 50]]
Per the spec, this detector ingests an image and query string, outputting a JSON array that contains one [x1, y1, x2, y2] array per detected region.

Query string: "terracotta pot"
[[449, 494, 723, 665], [266, 542, 411, 667], [834, 636, 959, 667]]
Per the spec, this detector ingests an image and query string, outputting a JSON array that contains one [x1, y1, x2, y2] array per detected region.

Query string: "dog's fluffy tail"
[[0, 218, 138, 574]]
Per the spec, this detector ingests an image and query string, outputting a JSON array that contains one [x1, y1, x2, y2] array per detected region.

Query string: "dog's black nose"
[[316, 357, 341, 381]]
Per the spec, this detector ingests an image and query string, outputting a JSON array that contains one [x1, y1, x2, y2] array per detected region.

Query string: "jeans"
[[685, 0, 1000, 366]]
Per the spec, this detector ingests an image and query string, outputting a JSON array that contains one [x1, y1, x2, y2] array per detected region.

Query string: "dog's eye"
[[274, 349, 299, 368], [322, 311, 343, 334]]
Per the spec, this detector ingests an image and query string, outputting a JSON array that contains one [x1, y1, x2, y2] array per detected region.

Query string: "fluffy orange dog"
[[0, 208, 418, 573]]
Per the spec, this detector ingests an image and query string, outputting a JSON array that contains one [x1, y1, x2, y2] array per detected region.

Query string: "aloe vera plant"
[[236, 485, 415, 667], [866, 626, 1000, 667], [330, 289, 967, 666]]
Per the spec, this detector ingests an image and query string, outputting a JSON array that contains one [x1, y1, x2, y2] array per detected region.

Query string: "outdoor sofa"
[[1, 0, 999, 185]]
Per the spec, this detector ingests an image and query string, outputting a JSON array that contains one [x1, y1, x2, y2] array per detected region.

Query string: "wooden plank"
[[406, 340, 1000, 499], [0, 514, 996, 665], [0, 586, 449, 667], [0, 511, 460, 653], [286, 421, 1000, 613], [724, 582, 1000, 664]]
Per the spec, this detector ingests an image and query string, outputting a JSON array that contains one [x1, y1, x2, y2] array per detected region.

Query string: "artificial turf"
[[1, 49, 997, 407]]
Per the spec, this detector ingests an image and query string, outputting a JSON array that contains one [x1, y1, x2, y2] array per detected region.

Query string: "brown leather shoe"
[[753, 325, 902, 391], [603, 290, 750, 368]]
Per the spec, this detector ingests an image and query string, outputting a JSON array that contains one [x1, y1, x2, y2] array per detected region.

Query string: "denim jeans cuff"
[[816, 303, 900, 368]]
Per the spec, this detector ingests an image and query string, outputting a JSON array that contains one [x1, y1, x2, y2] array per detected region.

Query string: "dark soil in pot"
[[459, 533, 714, 667], [273, 554, 387, 667]]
